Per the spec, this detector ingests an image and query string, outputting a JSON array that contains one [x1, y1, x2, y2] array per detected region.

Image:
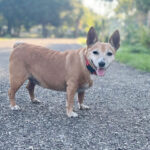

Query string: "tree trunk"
[[7, 22, 12, 35], [74, 17, 81, 38], [74, 10, 83, 38], [147, 10, 150, 28], [14, 26, 21, 37], [42, 24, 48, 38], [0, 27, 2, 36]]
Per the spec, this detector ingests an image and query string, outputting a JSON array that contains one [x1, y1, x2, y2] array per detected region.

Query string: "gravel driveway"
[[0, 44, 150, 150]]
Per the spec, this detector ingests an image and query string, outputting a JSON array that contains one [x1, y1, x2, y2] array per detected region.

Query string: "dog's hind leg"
[[78, 92, 90, 110], [26, 80, 40, 103], [8, 73, 27, 110]]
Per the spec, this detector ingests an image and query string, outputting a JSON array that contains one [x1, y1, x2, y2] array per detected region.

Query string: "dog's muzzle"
[[98, 61, 105, 68]]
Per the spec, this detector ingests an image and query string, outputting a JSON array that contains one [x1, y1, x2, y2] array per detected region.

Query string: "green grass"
[[116, 44, 150, 72]]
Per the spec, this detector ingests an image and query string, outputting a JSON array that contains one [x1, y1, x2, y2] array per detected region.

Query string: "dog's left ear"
[[109, 30, 120, 51], [86, 27, 98, 47]]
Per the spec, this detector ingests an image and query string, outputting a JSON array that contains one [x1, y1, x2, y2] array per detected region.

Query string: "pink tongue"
[[96, 68, 105, 76]]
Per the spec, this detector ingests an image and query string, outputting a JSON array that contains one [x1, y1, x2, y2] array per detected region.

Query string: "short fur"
[[8, 27, 120, 117]]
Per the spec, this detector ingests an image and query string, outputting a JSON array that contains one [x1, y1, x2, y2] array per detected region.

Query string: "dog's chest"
[[77, 83, 90, 93], [77, 78, 93, 93], [77, 73, 94, 93]]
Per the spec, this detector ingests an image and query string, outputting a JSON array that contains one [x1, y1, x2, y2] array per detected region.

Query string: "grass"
[[116, 44, 150, 72]]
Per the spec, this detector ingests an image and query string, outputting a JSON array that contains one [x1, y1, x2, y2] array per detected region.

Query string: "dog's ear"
[[86, 27, 98, 47], [109, 30, 120, 51]]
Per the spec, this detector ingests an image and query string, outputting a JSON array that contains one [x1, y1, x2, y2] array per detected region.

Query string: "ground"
[[0, 39, 150, 150]]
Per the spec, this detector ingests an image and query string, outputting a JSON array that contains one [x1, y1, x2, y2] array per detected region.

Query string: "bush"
[[130, 43, 150, 54], [138, 26, 150, 48], [124, 25, 150, 49], [124, 24, 139, 45]]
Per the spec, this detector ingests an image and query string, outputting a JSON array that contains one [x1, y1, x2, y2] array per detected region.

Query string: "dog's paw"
[[32, 98, 41, 104], [10, 105, 21, 111], [78, 103, 90, 110], [67, 111, 78, 118]]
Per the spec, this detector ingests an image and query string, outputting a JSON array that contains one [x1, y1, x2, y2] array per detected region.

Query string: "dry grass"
[[0, 38, 79, 51]]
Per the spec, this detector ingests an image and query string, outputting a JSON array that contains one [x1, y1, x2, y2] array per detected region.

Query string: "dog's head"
[[85, 27, 120, 76]]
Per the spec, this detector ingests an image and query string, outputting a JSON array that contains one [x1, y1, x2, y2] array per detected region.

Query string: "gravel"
[[0, 44, 150, 150]]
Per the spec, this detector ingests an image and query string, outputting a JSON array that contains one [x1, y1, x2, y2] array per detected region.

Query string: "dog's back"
[[9, 43, 70, 90]]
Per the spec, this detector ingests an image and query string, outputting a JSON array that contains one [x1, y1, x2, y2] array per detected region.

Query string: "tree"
[[135, 0, 150, 27], [61, 0, 103, 38], [0, 0, 34, 36], [0, 0, 104, 38], [0, 0, 72, 37], [115, 0, 135, 16], [0, 15, 6, 36], [29, 0, 72, 37]]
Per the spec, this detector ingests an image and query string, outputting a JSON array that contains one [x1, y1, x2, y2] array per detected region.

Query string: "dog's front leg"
[[66, 82, 78, 118], [78, 92, 90, 110]]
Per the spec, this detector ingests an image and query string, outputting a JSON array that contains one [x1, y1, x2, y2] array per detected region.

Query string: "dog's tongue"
[[96, 68, 105, 76]]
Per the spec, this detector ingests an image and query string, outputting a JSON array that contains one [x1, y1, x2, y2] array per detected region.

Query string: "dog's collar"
[[85, 57, 97, 75]]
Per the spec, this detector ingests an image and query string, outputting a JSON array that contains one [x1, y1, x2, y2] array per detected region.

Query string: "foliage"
[[112, 0, 150, 72], [115, 0, 150, 47], [57, 1, 103, 38], [116, 44, 150, 72], [135, 0, 150, 13], [0, 0, 72, 37], [137, 26, 150, 48], [0, 0, 103, 38], [115, 0, 135, 15]]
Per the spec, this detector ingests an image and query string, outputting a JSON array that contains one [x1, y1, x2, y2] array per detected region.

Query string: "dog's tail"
[[13, 41, 24, 48]]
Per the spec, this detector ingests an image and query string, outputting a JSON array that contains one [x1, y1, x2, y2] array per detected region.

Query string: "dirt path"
[[0, 43, 150, 150], [0, 38, 78, 50]]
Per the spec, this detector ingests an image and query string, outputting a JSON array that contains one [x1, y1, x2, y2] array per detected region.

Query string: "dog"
[[8, 27, 120, 117]]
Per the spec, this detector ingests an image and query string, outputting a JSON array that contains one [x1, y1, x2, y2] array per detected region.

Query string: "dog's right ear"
[[86, 27, 98, 47]]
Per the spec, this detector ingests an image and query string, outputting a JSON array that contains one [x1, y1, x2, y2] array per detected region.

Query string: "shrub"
[[138, 26, 150, 48]]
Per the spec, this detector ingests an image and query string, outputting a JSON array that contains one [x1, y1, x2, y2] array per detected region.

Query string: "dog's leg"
[[26, 80, 40, 103], [8, 76, 26, 110], [78, 92, 90, 110], [66, 83, 78, 117], [8, 88, 20, 110]]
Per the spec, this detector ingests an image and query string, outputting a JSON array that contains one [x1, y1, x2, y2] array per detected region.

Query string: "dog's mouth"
[[90, 60, 106, 76], [96, 68, 106, 76]]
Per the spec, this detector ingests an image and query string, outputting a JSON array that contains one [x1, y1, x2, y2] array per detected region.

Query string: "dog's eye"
[[93, 51, 99, 55], [107, 52, 113, 56]]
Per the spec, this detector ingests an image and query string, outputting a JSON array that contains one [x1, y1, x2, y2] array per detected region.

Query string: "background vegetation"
[[0, 0, 150, 71], [114, 0, 150, 72], [0, 0, 102, 38]]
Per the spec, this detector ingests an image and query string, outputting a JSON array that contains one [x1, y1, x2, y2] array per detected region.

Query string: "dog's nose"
[[99, 61, 105, 67]]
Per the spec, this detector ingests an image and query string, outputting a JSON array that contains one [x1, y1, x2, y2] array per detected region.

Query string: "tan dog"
[[8, 27, 120, 117]]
